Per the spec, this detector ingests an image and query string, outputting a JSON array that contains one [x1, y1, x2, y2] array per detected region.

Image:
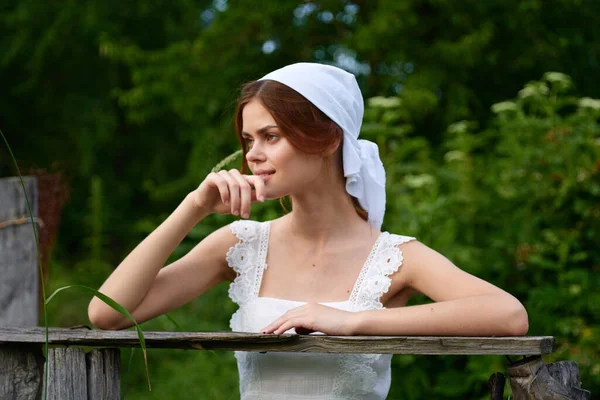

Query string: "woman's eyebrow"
[[241, 125, 278, 137]]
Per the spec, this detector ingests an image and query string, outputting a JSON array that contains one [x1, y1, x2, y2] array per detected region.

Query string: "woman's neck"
[[283, 186, 374, 245]]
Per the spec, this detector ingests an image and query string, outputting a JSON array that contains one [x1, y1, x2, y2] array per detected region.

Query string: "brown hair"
[[234, 79, 368, 222]]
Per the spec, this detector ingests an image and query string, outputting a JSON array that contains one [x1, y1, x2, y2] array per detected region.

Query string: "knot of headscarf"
[[259, 62, 386, 230]]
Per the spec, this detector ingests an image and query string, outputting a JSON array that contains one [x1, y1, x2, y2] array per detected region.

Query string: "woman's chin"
[[262, 188, 287, 202]]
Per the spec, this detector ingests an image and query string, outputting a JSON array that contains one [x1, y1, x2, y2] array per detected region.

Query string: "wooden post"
[[1, 340, 120, 399], [507, 355, 591, 399], [0, 344, 43, 400], [0, 176, 39, 327], [488, 372, 505, 400], [42, 348, 87, 400], [86, 349, 121, 400], [41, 347, 121, 400]]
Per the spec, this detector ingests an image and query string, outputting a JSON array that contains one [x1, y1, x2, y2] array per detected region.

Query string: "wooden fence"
[[0, 327, 591, 399]]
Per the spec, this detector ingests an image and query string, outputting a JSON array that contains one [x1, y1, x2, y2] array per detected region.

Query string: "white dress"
[[226, 220, 416, 400]]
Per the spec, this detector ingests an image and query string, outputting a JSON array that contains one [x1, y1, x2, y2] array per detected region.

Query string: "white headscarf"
[[259, 62, 386, 230]]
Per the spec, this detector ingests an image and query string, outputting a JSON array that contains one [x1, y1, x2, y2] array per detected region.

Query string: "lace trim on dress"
[[354, 233, 415, 311], [226, 220, 261, 306], [226, 220, 264, 331], [333, 233, 416, 398], [253, 222, 270, 298], [226, 221, 265, 392], [333, 353, 382, 399], [348, 232, 386, 309]]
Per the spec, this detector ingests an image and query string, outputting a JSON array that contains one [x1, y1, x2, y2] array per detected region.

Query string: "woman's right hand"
[[191, 169, 266, 218]]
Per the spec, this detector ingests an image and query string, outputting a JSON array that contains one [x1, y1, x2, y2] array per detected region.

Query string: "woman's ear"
[[324, 135, 342, 157]]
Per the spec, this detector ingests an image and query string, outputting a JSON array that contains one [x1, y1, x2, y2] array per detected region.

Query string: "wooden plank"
[[0, 327, 555, 355], [0, 345, 43, 400], [86, 348, 120, 400], [42, 347, 87, 400], [0, 176, 38, 327]]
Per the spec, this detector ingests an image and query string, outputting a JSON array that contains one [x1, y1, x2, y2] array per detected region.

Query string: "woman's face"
[[241, 99, 327, 200]]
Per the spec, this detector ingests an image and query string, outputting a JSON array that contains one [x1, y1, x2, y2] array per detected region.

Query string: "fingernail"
[[242, 212, 249, 219], [259, 196, 265, 202], [233, 209, 239, 215]]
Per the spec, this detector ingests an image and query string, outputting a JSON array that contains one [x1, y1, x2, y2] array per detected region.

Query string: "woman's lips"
[[258, 172, 274, 182]]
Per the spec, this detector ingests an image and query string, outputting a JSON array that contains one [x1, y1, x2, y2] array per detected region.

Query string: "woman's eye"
[[266, 134, 278, 141], [245, 138, 254, 147]]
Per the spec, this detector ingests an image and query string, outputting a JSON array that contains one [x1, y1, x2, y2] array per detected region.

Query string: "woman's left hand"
[[260, 303, 358, 336]]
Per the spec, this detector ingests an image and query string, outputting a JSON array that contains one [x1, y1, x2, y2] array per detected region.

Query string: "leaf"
[[46, 285, 152, 391], [164, 313, 185, 332], [211, 149, 242, 173]]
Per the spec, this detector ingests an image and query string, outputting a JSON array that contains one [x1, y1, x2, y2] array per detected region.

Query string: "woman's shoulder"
[[230, 217, 277, 229], [381, 231, 424, 267], [384, 230, 418, 246], [195, 220, 264, 252], [228, 218, 274, 242], [229, 218, 265, 230]]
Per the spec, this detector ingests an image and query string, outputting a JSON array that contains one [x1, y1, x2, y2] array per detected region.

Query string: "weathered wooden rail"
[[0, 327, 556, 354], [0, 327, 590, 400]]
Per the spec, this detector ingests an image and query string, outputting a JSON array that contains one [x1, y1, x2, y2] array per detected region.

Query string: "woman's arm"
[[353, 241, 529, 336], [88, 170, 266, 330], [88, 194, 226, 330]]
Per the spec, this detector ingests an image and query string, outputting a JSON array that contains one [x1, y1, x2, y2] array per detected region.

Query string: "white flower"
[[518, 83, 549, 99], [543, 72, 570, 83], [579, 97, 600, 110], [491, 101, 518, 114], [448, 120, 472, 134], [445, 150, 466, 163], [404, 174, 435, 188], [367, 96, 402, 108]]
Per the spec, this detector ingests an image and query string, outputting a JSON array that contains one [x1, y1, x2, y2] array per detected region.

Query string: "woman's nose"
[[246, 144, 265, 163]]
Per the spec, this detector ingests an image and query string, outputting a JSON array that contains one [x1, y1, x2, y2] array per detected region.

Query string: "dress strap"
[[225, 220, 269, 306], [252, 221, 270, 299], [350, 233, 416, 311]]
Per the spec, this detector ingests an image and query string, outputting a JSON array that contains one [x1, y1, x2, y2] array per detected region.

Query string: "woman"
[[88, 63, 529, 399]]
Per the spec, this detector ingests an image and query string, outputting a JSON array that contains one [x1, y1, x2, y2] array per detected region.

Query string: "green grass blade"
[[164, 313, 185, 331], [122, 348, 136, 400], [46, 285, 152, 391], [211, 149, 242, 172]]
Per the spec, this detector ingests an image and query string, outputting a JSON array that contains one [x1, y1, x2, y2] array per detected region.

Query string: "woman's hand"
[[191, 169, 266, 218], [260, 303, 359, 336]]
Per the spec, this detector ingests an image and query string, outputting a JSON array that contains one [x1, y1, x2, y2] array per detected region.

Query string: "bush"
[[372, 72, 599, 398]]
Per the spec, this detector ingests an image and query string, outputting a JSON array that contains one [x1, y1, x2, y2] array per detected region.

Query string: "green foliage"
[[371, 73, 600, 398], [484, 74, 600, 387], [351, 0, 600, 134]]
